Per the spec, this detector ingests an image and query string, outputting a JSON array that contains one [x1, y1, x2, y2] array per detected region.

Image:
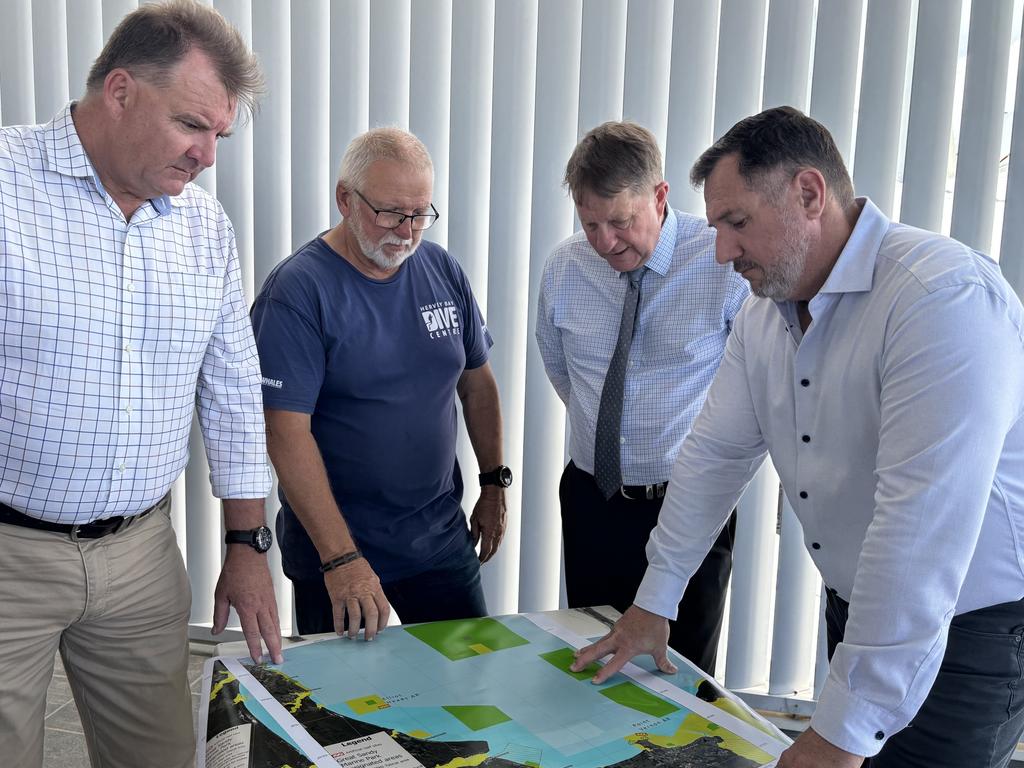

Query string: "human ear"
[[795, 168, 826, 219]]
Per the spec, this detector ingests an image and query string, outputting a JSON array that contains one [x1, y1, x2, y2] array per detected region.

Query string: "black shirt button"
[[875, 731, 885, 740], [801, 378, 810, 387], [799, 491, 808, 499], [802, 434, 811, 443], [812, 542, 821, 550]]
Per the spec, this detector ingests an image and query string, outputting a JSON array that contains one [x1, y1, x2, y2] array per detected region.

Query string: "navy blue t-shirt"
[[251, 237, 492, 582]]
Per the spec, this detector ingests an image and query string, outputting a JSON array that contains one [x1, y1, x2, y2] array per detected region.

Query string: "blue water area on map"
[[240, 615, 745, 768]]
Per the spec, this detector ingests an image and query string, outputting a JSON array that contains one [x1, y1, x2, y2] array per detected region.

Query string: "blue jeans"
[[292, 534, 487, 634]]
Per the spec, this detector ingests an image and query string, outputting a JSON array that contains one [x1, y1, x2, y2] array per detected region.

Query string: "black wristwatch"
[[225, 525, 273, 553], [479, 465, 513, 488]]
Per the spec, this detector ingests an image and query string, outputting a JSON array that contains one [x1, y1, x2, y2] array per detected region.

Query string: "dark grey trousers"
[[825, 590, 1024, 768]]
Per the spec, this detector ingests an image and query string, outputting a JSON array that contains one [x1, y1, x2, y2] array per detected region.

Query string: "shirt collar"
[[815, 197, 889, 296], [642, 205, 677, 277], [43, 101, 179, 216]]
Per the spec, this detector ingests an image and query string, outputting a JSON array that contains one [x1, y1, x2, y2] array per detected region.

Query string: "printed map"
[[198, 612, 787, 768]]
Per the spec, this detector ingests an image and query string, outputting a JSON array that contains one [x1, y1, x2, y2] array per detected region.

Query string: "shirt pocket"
[[145, 270, 223, 358]]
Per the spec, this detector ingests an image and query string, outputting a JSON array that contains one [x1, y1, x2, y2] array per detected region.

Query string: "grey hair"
[[564, 121, 663, 203], [338, 127, 434, 191]]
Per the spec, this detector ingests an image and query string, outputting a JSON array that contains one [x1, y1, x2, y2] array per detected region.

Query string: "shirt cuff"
[[634, 565, 689, 620], [209, 465, 273, 500], [810, 675, 908, 758]]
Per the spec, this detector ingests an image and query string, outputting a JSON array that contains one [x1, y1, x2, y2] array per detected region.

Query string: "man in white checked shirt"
[[536, 121, 749, 675], [0, 3, 282, 767]]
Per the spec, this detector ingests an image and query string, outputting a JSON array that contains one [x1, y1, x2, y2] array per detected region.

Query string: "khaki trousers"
[[0, 499, 194, 768]]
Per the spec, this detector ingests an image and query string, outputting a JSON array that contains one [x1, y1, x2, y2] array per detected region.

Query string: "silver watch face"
[[253, 525, 273, 553]]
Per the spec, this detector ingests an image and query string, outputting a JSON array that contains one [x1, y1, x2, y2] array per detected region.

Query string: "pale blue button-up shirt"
[[638, 198, 1024, 757]]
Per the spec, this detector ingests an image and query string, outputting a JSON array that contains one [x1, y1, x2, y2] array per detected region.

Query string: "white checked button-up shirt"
[[638, 198, 1024, 757], [0, 104, 272, 523], [536, 207, 750, 484]]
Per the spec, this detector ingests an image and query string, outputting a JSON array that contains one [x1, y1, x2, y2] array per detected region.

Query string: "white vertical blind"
[[622, 0, 674, 147], [1003, 10, 1024, 294], [762, 0, 814, 111], [852, 0, 914, 216], [714, 0, 768, 137], [0, 0, 35, 126], [809, 0, 865, 162], [369, 0, 410, 128], [950, 0, 1015, 252], [901, 0, 964, 232], [664, 0, 720, 214], [521, 0, 584, 612], [32, 0, 70, 119], [578, 0, 627, 132], [3, 0, 1021, 706], [329, 0, 370, 228], [290, 0, 331, 248]]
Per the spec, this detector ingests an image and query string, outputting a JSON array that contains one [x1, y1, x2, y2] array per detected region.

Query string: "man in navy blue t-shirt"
[[251, 128, 510, 637]]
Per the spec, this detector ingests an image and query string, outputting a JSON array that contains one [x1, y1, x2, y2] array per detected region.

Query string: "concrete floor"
[[42, 645, 211, 767]]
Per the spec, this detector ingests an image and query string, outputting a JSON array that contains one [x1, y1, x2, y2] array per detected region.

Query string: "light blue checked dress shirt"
[[0, 104, 272, 523], [536, 207, 750, 485]]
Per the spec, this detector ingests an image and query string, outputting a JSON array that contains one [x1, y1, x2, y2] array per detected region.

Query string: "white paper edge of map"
[[198, 613, 788, 768], [523, 612, 788, 762]]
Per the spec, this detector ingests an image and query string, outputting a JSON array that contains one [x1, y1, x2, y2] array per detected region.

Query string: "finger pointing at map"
[[571, 605, 678, 683]]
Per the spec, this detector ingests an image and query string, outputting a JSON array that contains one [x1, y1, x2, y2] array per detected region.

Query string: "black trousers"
[[559, 461, 735, 675], [825, 589, 1024, 767]]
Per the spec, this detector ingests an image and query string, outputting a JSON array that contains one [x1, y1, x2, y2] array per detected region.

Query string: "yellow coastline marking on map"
[[468, 643, 493, 654], [233, 693, 246, 705], [408, 730, 431, 738], [347, 694, 390, 714], [434, 752, 489, 768], [286, 690, 313, 713], [625, 713, 773, 763], [209, 672, 236, 701], [711, 697, 779, 737]]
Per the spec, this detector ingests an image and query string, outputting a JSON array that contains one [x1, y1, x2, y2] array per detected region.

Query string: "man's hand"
[[213, 545, 284, 664], [570, 605, 677, 683], [776, 728, 864, 768], [324, 557, 391, 640], [470, 487, 507, 563]]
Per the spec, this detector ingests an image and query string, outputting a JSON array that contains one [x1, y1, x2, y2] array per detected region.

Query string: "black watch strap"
[[479, 465, 513, 488], [225, 525, 273, 553]]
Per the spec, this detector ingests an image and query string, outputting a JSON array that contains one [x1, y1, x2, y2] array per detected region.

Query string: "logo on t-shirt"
[[420, 300, 461, 339], [261, 376, 284, 389]]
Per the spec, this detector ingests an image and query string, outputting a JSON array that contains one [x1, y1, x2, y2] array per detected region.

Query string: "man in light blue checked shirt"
[[0, 3, 282, 767], [536, 121, 749, 674]]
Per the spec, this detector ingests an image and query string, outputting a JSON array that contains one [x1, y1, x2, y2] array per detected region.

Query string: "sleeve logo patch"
[[261, 376, 284, 389]]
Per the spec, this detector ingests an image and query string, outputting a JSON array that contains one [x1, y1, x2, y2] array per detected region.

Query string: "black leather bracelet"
[[320, 550, 363, 573]]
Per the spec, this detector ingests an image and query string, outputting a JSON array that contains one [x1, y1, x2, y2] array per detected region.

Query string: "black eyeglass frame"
[[352, 189, 440, 231]]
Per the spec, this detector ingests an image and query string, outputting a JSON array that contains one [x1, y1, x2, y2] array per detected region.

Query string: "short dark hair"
[[690, 106, 854, 208], [86, 0, 264, 120], [564, 121, 663, 203]]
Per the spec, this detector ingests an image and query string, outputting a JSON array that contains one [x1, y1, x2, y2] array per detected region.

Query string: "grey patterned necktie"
[[594, 268, 644, 499]]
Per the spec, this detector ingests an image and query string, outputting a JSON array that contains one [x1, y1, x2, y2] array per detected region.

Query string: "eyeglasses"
[[353, 189, 440, 231]]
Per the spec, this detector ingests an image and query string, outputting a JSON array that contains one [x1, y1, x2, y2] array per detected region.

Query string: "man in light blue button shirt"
[[574, 107, 1024, 768], [536, 121, 749, 674]]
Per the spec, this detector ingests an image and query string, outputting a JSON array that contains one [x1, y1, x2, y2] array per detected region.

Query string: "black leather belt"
[[619, 482, 668, 501], [0, 495, 165, 539]]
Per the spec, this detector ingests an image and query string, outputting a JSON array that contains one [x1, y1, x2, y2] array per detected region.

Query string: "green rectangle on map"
[[599, 681, 680, 718], [405, 617, 529, 661], [442, 704, 512, 731], [539, 647, 600, 680]]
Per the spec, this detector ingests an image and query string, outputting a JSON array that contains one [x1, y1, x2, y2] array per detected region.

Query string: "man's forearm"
[[222, 498, 269, 529], [266, 426, 359, 560], [460, 369, 504, 471]]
